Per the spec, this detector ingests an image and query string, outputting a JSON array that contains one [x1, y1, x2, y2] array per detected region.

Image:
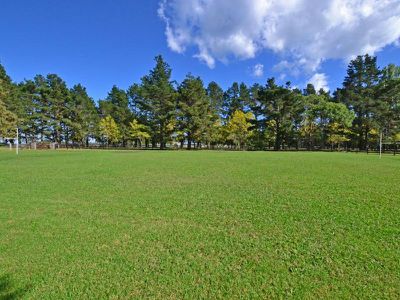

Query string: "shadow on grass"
[[0, 274, 30, 300]]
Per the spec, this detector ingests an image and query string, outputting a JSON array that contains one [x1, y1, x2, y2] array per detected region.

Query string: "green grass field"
[[0, 150, 399, 299]]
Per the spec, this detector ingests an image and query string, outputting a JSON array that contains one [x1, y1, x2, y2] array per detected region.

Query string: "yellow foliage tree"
[[0, 99, 17, 138], [328, 122, 352, 149], [129, 119, 150, 147], [394, 132, 400, 142], [226, 110, 254, 149], [99, 116, 121, 146]]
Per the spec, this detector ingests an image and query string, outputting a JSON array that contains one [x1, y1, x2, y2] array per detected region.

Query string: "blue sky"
[[1, 0, 400, 101]]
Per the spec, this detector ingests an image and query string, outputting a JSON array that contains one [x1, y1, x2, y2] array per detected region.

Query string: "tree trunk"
[[274, 134, 282, 151], [65, 131, 69, 149], [274, 122, 281, 151]]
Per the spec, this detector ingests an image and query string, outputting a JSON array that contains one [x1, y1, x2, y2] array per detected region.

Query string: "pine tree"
[[29, 74, 72, 144], [99, 86, 132, 146], [70, 84, 99, 147], [0, 64, 22, 139], [261, 79, 304, 150], [223, 82, 250, 118], [205, 82, 224, 148], [339, 54, 380, 150], [177, 74, 210, 149], [130, 56, 177, 149], [207, 81, 224, 117], [375, 65, 400, 143], [0, 64, 20, 114], [0, 99, 17, 138]]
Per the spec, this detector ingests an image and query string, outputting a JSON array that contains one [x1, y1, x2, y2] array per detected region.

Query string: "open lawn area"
[[0, 150, 399, 299]]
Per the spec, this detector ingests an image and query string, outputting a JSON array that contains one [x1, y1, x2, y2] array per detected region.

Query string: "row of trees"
[[1, 54, 399, 150]]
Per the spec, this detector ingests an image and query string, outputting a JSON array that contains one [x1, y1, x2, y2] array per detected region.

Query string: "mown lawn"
[[0, 150, 399, 299]]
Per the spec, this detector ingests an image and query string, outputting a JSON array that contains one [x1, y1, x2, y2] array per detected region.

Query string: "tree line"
[[0, 54, 399, 151]]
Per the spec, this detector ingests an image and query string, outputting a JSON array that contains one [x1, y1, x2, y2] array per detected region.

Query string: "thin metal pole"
[[379, 132, 382, 159], [16, 127, 19, 155]]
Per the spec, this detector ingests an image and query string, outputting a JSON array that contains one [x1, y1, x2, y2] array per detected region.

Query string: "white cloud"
[[159, 0, 400, 71], [308, 73, 329, 92], [157, 0, 189, 53], [252, 64, 264, 77]]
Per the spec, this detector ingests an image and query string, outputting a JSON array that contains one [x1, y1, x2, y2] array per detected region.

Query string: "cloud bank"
[[158, 0, 400, 71]]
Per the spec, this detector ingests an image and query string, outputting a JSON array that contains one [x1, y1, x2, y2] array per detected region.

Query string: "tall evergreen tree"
[[375, 65, 400, 142], [0, 98, 17, 139], [130, 55, 177, 149], [205, 82, 225, 148], [99, 86, 131, 146], [338, 54, 380, 150], [70, 84, 99, 146], [261, 79, 304, 150], [0, 64, 20, 113], [223, 82, 250, 118], [207, 81, 224, 118], [0, 63, 23, 142], [17, 80, 38, 143], [177, 74, 210, 149], [247, 83, 265, 149], [30, 74, 72, 144]]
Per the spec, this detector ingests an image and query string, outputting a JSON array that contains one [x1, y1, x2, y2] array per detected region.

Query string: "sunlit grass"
[[0, 150, 399, 299]]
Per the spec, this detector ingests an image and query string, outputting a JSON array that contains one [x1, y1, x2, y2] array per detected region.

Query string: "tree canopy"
[[1, 54, 399, 151]]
